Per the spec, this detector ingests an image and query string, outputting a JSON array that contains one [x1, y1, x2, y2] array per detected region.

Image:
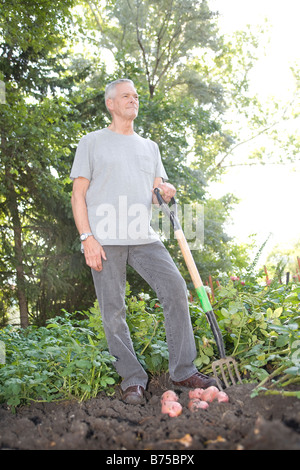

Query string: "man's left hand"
[[152, 182, 176, 204]]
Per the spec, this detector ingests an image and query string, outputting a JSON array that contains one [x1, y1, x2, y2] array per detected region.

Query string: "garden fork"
[[154, 188, 242, 389]]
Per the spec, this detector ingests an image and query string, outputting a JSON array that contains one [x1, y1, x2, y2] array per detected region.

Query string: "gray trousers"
[[91, 240, 197, 391]]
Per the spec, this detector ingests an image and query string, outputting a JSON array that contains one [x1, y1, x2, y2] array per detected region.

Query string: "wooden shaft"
[[174, 229, 203, 289]]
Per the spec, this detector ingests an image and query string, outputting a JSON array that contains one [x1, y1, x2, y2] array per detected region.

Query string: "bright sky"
[[207, 0, 300, 263]]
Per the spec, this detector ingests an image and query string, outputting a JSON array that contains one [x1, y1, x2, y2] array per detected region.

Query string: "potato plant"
[[0, 277, 299, 409]]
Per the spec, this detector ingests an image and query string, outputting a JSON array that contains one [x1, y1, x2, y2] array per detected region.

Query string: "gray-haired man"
[[70, 78, 217, 404]]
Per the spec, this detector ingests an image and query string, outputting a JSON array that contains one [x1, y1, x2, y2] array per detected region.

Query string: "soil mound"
[[1, 375, 299, 451]]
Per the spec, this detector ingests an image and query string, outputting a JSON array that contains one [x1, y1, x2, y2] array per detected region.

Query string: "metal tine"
[[227, 360, 238, 385], [212, 373, 224, 391], [232, 365, 240, 385], [231, 358, 242, 384], [213, 358, 242, 389], [212, 362, 229, 389]]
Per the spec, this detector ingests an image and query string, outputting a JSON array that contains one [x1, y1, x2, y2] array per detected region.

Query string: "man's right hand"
[[82, 236, 107, 272]]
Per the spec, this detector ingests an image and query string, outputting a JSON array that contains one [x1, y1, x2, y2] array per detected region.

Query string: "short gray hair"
[[105, 78, 135, 105]]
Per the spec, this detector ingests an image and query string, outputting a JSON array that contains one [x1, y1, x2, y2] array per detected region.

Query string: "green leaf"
[[284, 366, 300, 376], [273, 307, 283, 318]]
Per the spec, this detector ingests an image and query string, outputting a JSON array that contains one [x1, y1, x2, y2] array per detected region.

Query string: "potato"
[[188, 398, 209, 412], [188, 388, 204, 399], [217, 391, 229, 402], [161, 400, 182, 417], [200, 386, 220, 403], [161, 390, 178, 403]]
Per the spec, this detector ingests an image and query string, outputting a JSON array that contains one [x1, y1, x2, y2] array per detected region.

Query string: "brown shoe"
[[172, 371, 218, 390], [122, 385, 145, 405]]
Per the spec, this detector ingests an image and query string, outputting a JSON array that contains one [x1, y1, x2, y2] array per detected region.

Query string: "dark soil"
[[1, 375, 300, 451]]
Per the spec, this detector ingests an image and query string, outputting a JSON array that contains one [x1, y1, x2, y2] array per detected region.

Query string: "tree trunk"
[[6, 170, 29, 328], [13, 219, 29, 329]]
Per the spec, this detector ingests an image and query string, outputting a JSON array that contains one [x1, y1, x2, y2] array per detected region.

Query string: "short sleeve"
[[155, 143, 168, 180], [70, 135, 92, 181]]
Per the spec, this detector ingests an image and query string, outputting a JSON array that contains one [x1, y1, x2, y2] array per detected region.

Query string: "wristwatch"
[[80, 232, 93, 242]]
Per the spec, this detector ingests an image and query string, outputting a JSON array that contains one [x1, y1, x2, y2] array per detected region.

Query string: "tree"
[[0, 0, 78, 327], [201, 27, 300, 173], [3, 0, 291, 324], [80, 0, 221, 96], [266, 239, 300, 281]]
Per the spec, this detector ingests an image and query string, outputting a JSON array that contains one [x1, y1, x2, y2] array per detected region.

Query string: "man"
[[70, 78, 217, 404]]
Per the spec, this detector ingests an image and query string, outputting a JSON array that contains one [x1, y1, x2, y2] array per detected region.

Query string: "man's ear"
[[106, 98, 113, 113]]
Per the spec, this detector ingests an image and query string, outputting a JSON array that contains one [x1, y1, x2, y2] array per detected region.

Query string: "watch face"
[[80, 233, 92, 241]]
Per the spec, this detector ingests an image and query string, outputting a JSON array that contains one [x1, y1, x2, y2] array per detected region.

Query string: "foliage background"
[[0, 0, 299, 329], [0, 0, 299, 405], [1, 277, 299, 408]]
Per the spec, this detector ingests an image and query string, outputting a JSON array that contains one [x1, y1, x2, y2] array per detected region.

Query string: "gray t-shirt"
[[70, 128, 168, 245]]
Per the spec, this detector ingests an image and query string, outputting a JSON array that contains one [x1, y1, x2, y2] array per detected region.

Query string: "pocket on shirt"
[[135, 154, 154, 174]]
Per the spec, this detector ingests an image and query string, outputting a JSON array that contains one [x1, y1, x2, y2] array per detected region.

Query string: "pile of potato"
[[161, 386, 229, 417]]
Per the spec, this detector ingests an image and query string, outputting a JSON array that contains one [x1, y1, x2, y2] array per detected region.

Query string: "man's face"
[[107, 82, 139, 121]]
